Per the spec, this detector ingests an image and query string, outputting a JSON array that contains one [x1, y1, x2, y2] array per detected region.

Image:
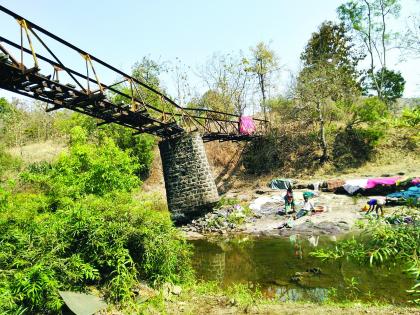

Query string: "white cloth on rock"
[[343, 179, 368, 195]]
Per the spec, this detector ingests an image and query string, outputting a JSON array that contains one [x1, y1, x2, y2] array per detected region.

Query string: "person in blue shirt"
[[366, 198, 385, 216]]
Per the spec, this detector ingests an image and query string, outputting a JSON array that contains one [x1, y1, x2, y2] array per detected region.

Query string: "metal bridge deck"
[[0, 5, 266, 141]]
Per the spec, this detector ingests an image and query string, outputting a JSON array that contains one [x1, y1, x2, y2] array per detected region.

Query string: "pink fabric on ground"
[[412, 178, 420, 185], [365, 177, 401, 189], [239, 116, 256, 135]]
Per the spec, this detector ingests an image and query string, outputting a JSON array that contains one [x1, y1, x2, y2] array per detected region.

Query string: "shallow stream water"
[[190, 235, 414, 305]]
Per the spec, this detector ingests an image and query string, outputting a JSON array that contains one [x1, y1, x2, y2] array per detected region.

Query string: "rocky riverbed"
[[181, 188, 381, 240]]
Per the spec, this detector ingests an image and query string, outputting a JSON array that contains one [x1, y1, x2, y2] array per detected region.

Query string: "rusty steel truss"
[[0, 6, 266, 141]]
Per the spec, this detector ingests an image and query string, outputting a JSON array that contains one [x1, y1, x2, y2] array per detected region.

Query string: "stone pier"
[[159, 132, 220, 224]]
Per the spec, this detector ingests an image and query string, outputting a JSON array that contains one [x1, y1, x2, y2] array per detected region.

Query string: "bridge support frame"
[[159, 132, 220, 225]]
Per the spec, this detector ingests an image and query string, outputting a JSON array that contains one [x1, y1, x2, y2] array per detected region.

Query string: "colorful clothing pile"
[[386, 185, 420, 205], [365, 177, 400, 189], [343, 179, 369, 195]]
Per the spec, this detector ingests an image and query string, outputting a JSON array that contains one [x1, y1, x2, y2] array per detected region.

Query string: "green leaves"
[[22, 133, 140, 199], [348, 96, 388, 126], [310, 219, 420, 304], [0, 191, 193, 313], [363, 68, 406, 103], [398, 105, 420, 128], [406, 256, 420, 305], [0, 127, 192, 313]]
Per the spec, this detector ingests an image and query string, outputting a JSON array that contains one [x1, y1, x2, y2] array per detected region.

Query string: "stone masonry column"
[[159, 132, 220, 224]]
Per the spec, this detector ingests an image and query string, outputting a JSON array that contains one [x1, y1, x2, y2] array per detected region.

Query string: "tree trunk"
[[258, 59, 268, 122], [317, 101, 328, 163], [380, 0, 387, 69], [364, 0, 382, 99]]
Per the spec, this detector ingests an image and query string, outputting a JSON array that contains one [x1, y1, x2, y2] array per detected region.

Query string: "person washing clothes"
[[295, 195, 315, 219], [302, 195, 315, 212], [283, 186, 296, 214], [366, 198, 385, 217]]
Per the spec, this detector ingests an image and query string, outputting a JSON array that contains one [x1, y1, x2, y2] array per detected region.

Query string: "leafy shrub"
[[22, 133, 140, 199], [311, 220, 419, 265], [97, 125, 155, 179], [0, 146, 22, 178], [0, 130, 193, 313], [345, 97, 388, 127], [54, 112, 97, 139], [0, 192, 193, 313], [215, 197, 240, 208], [225, 283, 263, 307], [406, 256, 420, 305], [397, 105, 420, 128], [310, 219, 420, 304]]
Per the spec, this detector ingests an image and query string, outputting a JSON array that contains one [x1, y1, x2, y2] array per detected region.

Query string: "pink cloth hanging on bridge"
[[239, 116, 256, 135]]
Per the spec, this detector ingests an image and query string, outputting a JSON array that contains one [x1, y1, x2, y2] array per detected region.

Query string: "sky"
[[0, 0, 419, 103]]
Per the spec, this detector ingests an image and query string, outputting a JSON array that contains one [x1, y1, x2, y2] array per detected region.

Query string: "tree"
[[198, 52, 250, 115], [338, 0, 401, 99], [194, 89, 234, 114], [398, 13, 420, 59], [245, 42, 279, 120], [362, 68, 405, 103], [131, 57, 163, 89], [297, 21, 362, 163], [300, 21, 363, 95], [170, 57, 192, 107], [113, 57, 166, 113], [297, 66, 346, 163]]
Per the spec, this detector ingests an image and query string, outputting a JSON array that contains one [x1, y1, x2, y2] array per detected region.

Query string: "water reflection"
[[190, 236, 413, 305], [272, 286, 329, 303], [193, 241, 225, 282]]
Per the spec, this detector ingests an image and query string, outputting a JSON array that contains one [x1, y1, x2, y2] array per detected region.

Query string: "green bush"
[[345, 97, 388, 127], [22, 133, 140, 199], [398, 105, 420, 127], [0, 130, 193, 313], [310, 219, 420, 304], [0, 192, 193, 313], [97, 124, 155, 179], [0, 146, 22, 179]]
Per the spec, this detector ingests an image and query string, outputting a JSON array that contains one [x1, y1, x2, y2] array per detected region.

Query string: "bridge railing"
[[0, 5, 267, 141]]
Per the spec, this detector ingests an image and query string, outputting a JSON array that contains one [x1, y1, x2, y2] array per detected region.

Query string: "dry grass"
[[8, 136, 419, 197], [312, 150, 420, 180], [7, 139, 66, 164], [142, 146, 166, 194], [205, 141, 244, 169]]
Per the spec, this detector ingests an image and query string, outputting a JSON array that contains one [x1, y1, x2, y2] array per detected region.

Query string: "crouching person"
[[366, 198, 385, 217]]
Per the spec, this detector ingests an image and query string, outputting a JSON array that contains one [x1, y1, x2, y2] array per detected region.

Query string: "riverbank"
[[181, 187, 399, 240], [164, 296, 419, 315], [100, 280, 420, 314]]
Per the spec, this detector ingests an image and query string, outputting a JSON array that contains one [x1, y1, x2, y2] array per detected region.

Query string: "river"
[[190, 235, 414, 305]]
